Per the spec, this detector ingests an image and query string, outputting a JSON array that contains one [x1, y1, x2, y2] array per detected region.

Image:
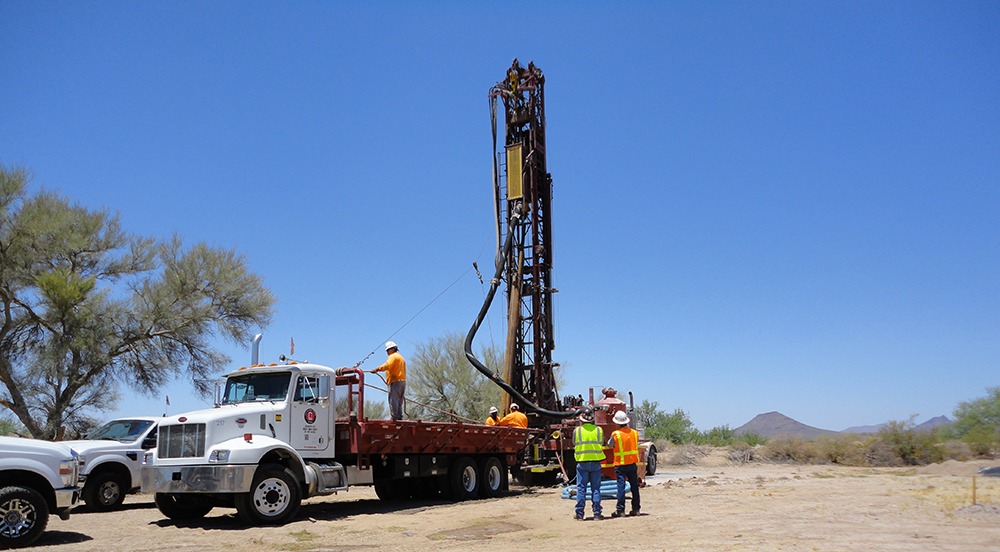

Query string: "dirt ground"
[[34, 455, 1000, 552]]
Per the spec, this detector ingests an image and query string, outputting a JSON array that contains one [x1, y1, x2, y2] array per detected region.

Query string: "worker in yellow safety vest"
[[572, 406, 605, 520], [485, 406, 500, 426], [608, 410, 641, 517], [497, 403, 528, 428]]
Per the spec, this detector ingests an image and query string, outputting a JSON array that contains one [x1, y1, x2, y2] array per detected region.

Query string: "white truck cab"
[[0, 436, 81, 548], [62, 417, 159, 511], [141, 362, 348, 524]]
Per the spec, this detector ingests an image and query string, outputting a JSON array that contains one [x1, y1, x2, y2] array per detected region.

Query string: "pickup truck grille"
[[158, 423, 206, 458]]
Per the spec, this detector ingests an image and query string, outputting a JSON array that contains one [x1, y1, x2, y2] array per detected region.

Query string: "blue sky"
[[2, 2, 997, 431]]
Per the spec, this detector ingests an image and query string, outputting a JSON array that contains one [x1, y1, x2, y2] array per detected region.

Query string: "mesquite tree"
[[0, 165, 275, 439]]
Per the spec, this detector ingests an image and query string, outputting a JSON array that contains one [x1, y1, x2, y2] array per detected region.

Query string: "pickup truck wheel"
[[449, 456, 479, 501], [235, 465, 301, 525], [84, 472, 128, 511], [479, 456, 506, 498], [0, 486, 49, 549], [154, 493, 213, 520]]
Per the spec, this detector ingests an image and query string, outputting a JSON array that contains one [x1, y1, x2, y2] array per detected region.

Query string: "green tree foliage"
[[634, 400, 698, 443], [403, 332, 502, 422], [951, 386, 1000, 454], [0, 415, 24, 436], [0, 165, 275, 439]]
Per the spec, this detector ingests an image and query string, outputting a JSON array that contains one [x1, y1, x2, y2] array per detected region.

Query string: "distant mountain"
[[734, 411, 838, 439], [841, 415, 952, 435]]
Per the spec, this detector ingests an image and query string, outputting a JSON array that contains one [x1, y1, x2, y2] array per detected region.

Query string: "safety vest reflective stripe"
[[612, 430, 639, 466], [574, 424, 605, 462]]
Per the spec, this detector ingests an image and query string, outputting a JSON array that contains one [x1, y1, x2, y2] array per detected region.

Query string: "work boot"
[[594, 513, 605, 521], [627, 509, 640, 517], [611, 510, 625, 518], [573, 513, 584, 521]]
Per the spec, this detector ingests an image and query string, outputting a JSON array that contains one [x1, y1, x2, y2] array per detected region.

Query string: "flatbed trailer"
[[331, 367, 540, 500]]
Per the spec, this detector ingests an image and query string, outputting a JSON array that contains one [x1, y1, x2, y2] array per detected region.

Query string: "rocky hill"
[[737, 411, 952, 438], [734, 411, 838, 439]]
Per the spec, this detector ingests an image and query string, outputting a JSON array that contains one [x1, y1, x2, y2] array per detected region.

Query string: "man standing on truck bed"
[[371, 341, 406, 420]]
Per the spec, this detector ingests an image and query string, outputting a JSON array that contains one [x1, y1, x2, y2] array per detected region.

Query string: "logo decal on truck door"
[[304, 409, 317, 424]]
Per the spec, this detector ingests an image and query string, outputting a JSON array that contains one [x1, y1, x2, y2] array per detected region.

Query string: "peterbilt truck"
[[140, 341, 538, 525]]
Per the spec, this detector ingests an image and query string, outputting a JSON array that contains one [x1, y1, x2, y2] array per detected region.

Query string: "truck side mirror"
[[318, 375, 331, 401]]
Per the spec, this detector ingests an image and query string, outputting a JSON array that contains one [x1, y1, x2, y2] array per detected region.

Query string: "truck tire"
[[235, 464, 301, 525], [0, 486, 49, 549], [83, 471, 128, 511], [448, 456, 479, 501], [154, 493, 213, 520], [645, 445, 658, 476], [479, 456, 506, 498]]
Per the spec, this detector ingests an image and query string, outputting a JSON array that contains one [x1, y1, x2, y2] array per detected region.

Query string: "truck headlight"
[[77, 454, 87, 468], [209, 449, 231, 463], [59, 459, 77, 487]]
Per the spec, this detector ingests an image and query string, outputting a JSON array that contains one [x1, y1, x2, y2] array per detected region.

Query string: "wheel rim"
[[0, 498, 36, 538], [486, 464, 501, 491], [252, 477, 291, 517], [99, 481, 122, 505], [461, 465, 477, 493]]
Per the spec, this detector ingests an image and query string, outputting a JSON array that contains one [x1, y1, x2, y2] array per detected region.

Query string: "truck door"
[[290, 373, 331, 453]]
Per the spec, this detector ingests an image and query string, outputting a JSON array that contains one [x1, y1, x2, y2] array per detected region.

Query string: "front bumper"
[[54, 487, 81, 520], [141, 464, 256, 493]]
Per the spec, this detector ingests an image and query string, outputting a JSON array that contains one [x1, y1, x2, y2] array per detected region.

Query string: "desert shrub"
[[761, 436, 817, 463], [813, 434, 869, 466], [728, 443, 761, 464], [877, 420, 944, 466], [962, 426, 998, 457], [693, 425, 736, 446], [667, 444, 709, 465], [939, 439, 974, 461], [739, 432, 767, 447]]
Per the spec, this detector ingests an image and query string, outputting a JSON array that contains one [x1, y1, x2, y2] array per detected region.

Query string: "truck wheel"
[[645, 445, 658, 476], [154, 493, 213, 520], [235, 464, 301, 525], [479, 456, 506, 498], [0, 486, 49, 549], [84, 472, 128, 511], [448, 456, 479, 501]]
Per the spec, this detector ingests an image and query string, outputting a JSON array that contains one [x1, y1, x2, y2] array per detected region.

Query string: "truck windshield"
[[87, 419, 155, 442], [222, 372, 292, 404]]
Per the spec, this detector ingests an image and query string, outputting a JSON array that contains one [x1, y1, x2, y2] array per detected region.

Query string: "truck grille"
[[158, 423, 206, 458]]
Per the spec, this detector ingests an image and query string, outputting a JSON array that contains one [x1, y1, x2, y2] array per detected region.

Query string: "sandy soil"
[[34, 456, 1000, 552]]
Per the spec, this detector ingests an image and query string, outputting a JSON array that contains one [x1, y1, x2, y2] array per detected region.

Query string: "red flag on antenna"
[[290, 337, 295, 356]]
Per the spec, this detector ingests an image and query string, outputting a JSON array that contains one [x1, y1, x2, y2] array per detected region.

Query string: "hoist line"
[[353, 262, 476, 369], [362, 371, 480, 425]]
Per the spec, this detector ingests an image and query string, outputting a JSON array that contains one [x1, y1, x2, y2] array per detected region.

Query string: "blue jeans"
[[575, 461, 603, 518], [614, 463, 641, 513]]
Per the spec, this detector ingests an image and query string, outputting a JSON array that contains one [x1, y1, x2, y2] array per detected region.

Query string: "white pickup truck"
[[0, 436, 81, 549], [63, 417, 159, 511]]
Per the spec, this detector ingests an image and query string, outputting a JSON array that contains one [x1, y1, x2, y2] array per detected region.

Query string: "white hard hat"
[[510, 403, 520, 411], [385, 341, 397, 351], [613, 411, 630, 425], [489, 406, 498, 414]]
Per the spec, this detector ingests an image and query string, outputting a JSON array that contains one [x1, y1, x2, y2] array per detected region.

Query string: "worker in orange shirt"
[[608, 410, 641, 517], [485, 406, 500, 426], [371, 341, 406, 420], [497, 403, 528, 428]]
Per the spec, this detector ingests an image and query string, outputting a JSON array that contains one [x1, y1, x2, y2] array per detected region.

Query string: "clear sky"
[[2, 2, 998, 432]]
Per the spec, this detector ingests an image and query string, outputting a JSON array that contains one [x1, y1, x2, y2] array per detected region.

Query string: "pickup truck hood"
[[0, 436, 76, 458], [60, 439, 139, 454]]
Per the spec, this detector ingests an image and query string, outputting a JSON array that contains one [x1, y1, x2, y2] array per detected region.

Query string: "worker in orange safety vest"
[[608, 410, 641, 517], [497, 403, 528, 428], [485, 406, 500, 426]]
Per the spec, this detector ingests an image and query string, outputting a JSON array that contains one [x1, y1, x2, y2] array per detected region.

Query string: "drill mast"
[[489, 60, 559, 421]]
